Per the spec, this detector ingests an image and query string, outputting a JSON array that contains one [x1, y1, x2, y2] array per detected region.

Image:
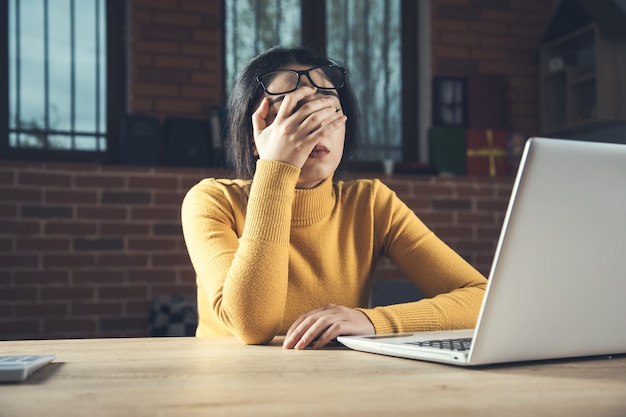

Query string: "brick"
[[72, 302, 123, 315], [456, 185, 494, 198], [134, 0, 177, 11], [432, 198, 473, 211], [15, 303, 68, 317], [177, 268, 196, 283], [74, 238, 125, 251], [0, 238, 11, 251], [477, 225, 502, 240], [16, 238, 71, 252], [73, 270, 126, 284], [74, 175, 126, 188], [133, 82, 180, 97], [131, 207, 180, 221], [45, 222, 98, 235], [19, 172, 72, 187], [476, 198, 509, 212], [154, 191, 186, 205], [15, 270, 70, 285], [401, 197, 431, 211], [128, 238, 177, 251], [181, 43, 212, 57], [0, 170, 15, 184], [182, 0, 220, 14], [41, 287, 95, 301], [0, 287, 38, 301], [97, 254, 148, 267], [99, 316, 148, 332], [134, 40, 180, 54], [141, 24, 192, 41], [0, 187, 42, 202], [127, 269, 178, 283], [435, 57, 479, 74], [21, 205, 73, 219], [458, 212, 495, 225], [0, 304, 14, 317], [45, 190, 98, 204], [152, 284, 196, 295], [43, 318, 96, 333], [77, 206, 128, 220], [0, 204, 18, 218], [98, 285, 148, 299], [0, 271, 12, 285], [100, 222, 151, 235], [0, 319, 40, 336], [153, 11, 204, 27], [155, 98, 204, 114], [152, 253, 192, 267], [139, 67, 190, 83], [125, 298, 151, 312], [42, 254, 96, 268], [0, 221, 41, 236], [0, 254, 39, 268], [128, 176, 178, 189], [438, 5, 481, 20]]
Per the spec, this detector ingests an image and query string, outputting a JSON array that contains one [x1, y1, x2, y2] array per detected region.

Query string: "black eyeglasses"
[[256, 65, 346, 95]]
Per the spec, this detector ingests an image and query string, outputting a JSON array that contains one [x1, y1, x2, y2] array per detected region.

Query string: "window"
[[224, 0, 301, 97], [326, 0, 402, 161], [0, 0, 124, 162], [224, 0, 423, 164]]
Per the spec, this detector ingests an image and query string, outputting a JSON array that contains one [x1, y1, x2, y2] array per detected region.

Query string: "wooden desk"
[[1, 337, 625, 417]]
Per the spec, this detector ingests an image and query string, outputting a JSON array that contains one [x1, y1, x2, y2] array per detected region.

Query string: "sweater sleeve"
[[181, 159, 300, 344], [357, 180, 488, 334]]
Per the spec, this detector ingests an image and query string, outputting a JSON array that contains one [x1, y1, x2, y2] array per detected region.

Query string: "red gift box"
[[466, 129, 508, 177]]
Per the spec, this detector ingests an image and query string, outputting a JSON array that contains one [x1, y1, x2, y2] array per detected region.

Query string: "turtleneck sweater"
[[181, 159, 487, 344]]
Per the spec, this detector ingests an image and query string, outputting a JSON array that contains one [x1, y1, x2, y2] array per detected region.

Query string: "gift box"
[[466, 129, 508, 177], [429, 127, 466, 176]]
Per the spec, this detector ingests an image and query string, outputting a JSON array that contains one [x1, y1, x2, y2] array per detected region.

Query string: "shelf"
[[540, 23, 626, 134]]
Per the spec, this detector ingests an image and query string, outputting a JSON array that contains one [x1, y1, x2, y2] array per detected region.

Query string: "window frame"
[[300, 0, 422, 165], [0, 0, 125, 163]]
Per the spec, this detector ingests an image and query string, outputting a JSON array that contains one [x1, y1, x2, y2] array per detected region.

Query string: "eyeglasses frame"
[[256, 65, 346, 95]]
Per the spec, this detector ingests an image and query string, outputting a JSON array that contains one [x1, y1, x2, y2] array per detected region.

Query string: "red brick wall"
[[0, 160, 512, 340], [129, 0, 223, 120], [0, 161, 213, 339], [431, 0, 558, 136]]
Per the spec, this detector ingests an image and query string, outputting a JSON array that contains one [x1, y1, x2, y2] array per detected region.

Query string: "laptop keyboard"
[[405, 337, 472, 352]]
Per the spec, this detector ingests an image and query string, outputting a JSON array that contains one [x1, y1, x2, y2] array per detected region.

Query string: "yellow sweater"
[[181, 159, 487, 344]]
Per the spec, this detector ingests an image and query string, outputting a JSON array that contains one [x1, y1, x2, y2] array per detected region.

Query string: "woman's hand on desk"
[[282, 304, 375, 350]]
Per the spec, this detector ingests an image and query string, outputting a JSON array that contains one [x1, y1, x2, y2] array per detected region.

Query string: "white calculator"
[[0, 355, 56, 382]]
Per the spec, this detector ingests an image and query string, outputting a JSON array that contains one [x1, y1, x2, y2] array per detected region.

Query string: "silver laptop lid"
[[468, 137, 626, 365]]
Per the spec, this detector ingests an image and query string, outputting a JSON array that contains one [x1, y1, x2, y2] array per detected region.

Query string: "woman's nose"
[[298, 74, 315, 89]]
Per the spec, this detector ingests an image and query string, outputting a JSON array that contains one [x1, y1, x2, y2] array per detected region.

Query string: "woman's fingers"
[[283, 304, 375, 350], [253, 90, 345, 168]]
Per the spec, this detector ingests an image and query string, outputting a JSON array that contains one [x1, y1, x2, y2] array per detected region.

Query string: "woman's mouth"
[[308, 144, 329, 158]]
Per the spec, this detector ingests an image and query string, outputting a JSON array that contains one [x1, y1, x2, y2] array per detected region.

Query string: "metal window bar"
[[13, 0, 21, 147], [70, 0, 75, 149], [44, 0, 49, 148], [95, 0, 102, 150], [9, 0, 105, 152]]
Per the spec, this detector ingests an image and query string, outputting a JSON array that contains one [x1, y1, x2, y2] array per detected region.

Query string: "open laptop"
[[338, 137, 626, 366]]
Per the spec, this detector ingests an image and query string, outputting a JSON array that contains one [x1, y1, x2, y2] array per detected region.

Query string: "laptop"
[[338, 137, 626, 366]]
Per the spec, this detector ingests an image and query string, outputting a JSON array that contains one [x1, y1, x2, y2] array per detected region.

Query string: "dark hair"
[[226, 46, 361, 180]]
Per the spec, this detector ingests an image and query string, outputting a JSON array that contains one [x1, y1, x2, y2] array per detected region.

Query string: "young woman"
[[181, 47, 487, 349]]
